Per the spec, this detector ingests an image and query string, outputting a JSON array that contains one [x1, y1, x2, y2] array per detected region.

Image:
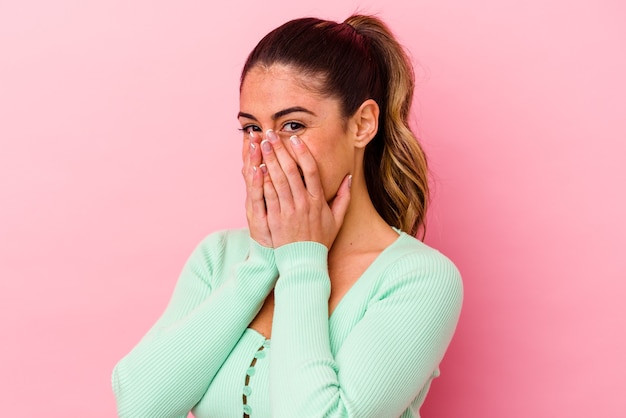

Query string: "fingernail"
[[249, 131, 256, 140], [250, 142, 256, 153], [348, 175, 353, 188], [259, 163, 267, 174], [266, 129, 279, 143], [261, 140, 272, 153], [290, 135, 301, 145], [252, 165, 258, 174]]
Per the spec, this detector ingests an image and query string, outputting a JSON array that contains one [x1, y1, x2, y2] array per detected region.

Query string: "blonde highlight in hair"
[[345, 15, 429, 237]]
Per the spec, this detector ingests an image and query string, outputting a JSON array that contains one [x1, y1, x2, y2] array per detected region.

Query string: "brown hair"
[[241, 15, 429, 237]]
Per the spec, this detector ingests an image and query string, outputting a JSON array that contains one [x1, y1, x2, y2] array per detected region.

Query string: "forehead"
[[240, 64, 332, 113]]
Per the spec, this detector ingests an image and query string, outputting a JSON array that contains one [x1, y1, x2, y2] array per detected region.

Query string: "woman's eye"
[[239, 125, 261, 135], [282, 122, 304, 132]]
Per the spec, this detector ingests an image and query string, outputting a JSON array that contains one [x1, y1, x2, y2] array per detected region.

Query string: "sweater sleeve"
[[112, 231, 278, 418], [269, 241, 463, 417]]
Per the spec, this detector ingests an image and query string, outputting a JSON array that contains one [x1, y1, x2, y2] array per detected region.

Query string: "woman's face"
[[239, 64, 356, 201]]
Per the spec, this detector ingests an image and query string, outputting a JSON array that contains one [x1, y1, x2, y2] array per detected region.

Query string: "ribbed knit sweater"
[[112, 228, 463, 418]]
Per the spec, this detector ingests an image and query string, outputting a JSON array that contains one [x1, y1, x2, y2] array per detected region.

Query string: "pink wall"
[[1, 1, 624, 416]]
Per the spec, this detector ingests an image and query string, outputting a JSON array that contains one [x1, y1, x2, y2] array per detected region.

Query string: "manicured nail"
[[259, 163, 267, 174], [250, 142, 256, 153], [249, 131, 256, 140], [290, 135, 301, 145], [261, 140, 272, 153], [266, 129, 279, 143], [252, 165, 258, 174], [348, 175, 353, 188]]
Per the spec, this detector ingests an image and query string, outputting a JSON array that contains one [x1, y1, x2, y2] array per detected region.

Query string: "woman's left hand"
[[259, 130, 351, 249]]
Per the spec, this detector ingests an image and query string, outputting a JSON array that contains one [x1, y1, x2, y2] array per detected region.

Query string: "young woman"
[[113, 15, 463, 418]]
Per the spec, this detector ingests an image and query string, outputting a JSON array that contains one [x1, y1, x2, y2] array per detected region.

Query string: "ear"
[[351, 99, 379, 149]]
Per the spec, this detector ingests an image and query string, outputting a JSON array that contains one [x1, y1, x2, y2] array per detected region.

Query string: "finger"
[[244, 158, 259, 224], [267, 130, 307, 197], [242, 130, 254, 173], [250, 164, 268, 219], [246, 163, 274, 246], [244, 143, 256, 204], [288, 135, 323, 199], [244, 132, 264, 194], [261, 164, 281, 215], [245, 132, 264, 217], [248, 132, 263, 173], [243, 129, 256, 162], [260, 133, 294, 205], [330, 174, 352, 224], [243, 144, 253, 214]]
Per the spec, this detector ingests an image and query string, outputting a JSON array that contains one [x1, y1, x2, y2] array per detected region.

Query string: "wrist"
[[248, 237, 276, 264], [273, 241, 328, 275]]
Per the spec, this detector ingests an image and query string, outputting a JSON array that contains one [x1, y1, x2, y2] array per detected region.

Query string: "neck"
[[329, 173, 394, 257]]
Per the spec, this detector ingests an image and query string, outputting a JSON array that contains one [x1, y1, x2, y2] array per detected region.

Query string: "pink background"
[[1, 0, 625, 416]]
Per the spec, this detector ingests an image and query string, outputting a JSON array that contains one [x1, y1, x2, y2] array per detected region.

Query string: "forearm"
[[270, 242, 342, 416], [113, 240, 277, 418], [269, 242, 463, 418]]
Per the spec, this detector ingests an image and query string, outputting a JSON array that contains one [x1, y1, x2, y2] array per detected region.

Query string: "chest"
[[193, 284, 376, 418], [192, 329, 270, 417]]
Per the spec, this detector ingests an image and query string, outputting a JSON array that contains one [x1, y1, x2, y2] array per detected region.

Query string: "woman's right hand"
[[243, 131, 273, 248]]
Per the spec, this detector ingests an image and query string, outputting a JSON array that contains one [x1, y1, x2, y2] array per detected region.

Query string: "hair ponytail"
[[345, 15, 429, 237], [242, 14, 429, 237]]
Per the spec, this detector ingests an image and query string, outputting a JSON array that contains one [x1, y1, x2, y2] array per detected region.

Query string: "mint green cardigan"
[[112, 228, 462, 417]]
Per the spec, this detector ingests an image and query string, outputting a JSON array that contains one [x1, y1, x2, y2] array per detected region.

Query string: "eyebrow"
[[237, 106, 317, 121]]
